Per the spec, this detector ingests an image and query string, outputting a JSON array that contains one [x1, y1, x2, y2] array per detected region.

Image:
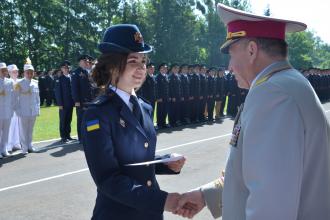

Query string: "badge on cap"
[[119, 118, 126, 128], [134, 32, 143, 43]]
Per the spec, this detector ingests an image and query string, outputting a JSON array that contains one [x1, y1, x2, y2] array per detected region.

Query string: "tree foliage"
[[0, 0, 329, 71]]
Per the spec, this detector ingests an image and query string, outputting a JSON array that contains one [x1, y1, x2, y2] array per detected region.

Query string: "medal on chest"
[[229, 103, 244, 147]]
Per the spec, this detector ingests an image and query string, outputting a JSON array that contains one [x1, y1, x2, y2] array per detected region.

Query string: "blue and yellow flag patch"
[[86, 119, 100, 132]]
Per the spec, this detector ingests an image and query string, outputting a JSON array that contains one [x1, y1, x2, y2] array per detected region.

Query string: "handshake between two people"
[[163, 156, 206, 219], [165, 189, 206, 219]]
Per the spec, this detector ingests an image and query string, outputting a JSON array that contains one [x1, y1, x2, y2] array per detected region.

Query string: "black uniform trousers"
[[219, 96, 226, 117], [169, 100, 181, 126], [199, 98, 207, 121], [156, 100, 169, 128], [180, 99, 190, 123], [76, 106, 86, 142], [59, 107, 73, 139], [190, 98, 199, 122], [207, 98, 215, 121]]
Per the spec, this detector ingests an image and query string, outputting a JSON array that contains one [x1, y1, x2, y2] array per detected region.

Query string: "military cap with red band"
[[217, 3, 307, 54]]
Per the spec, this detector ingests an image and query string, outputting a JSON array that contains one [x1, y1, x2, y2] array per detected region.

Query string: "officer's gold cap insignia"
[[86, 119, 100, 132], [25, 57, 32, 64], [134, 32, 143, 43], [119, 118, 126, 127]]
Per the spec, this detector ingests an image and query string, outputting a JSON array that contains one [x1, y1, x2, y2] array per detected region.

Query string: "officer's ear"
[[246, 40, 258, 64]]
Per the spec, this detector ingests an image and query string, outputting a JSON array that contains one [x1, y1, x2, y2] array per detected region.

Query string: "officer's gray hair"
[[243, 37, 288, 58]]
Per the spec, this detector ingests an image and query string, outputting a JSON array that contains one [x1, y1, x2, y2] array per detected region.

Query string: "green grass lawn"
[[33, 97, 229, 141], [33, 106, 77, 141]]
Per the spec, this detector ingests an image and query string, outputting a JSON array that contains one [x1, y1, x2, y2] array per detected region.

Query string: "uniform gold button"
[[144, 142, 149, 148], [147, 180, 152, 187]]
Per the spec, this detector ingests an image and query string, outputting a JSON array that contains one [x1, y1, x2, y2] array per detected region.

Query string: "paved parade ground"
[[1, 102, 330, 220]]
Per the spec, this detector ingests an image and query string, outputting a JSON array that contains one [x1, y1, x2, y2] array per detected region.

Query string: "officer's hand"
[[175, 190, 205, 219], [166, 156, 186, 173], [59, 106, 63, 110], [75, 102, 81, 107]]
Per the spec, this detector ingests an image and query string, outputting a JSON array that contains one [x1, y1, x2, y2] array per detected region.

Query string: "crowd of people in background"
[[1, 56, 330, 159]]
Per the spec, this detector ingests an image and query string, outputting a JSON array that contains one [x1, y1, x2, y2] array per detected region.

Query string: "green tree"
[[286, 31, 314, 69]]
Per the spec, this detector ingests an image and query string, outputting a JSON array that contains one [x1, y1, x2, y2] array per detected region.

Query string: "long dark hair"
[[91, 52, 128, 90]]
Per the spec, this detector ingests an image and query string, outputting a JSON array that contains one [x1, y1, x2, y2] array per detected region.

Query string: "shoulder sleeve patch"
[[86, 119, 100, 132]]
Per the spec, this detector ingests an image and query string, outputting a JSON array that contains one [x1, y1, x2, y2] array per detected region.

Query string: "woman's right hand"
[[164, 193, 181, 212]]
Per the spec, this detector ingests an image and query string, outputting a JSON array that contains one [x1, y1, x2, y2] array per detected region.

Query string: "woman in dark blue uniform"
[[82, 24, 186, 220]]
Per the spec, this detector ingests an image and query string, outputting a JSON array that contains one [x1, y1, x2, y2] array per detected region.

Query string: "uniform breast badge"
[[119, 118, 126, 128], [229, 103, 244, 147]]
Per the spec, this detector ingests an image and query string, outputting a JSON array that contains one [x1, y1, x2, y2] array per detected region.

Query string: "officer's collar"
[[250, 60, 290, 88]]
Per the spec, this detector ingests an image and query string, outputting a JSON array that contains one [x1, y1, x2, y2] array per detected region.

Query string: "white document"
[[125, 153, 184, 166]]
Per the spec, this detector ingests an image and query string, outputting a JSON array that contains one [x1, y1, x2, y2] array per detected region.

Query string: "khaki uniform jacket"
[[202, 61, 330, 220]]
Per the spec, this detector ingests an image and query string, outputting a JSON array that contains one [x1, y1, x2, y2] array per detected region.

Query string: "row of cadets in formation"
[[0, 60, 39, 158], [137, 63, 248, 129], [303, 68, 330, 102]]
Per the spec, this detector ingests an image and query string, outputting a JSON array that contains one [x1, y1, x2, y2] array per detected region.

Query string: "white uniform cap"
[[7, 64, 19, 72], [24, 64, 34, 71], [0, 62, 7, 69]]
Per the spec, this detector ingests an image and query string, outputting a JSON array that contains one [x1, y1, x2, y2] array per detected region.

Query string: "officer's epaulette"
[[138, 95, 151, 105], [90, 94, 113, 106]]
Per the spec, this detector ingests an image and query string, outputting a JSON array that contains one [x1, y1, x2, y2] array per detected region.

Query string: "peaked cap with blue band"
[[98, 24, 152, 54]]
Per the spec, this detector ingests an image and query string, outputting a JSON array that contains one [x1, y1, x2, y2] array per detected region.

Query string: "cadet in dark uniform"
[[199, 65, 208, 121], [215, 67, 226, 119], [44, 70, 55, 106], [54, 61, 75, 143], [71, 54, 93, 143], [82, 24, 186, 220], [38, 71, 47, 106], [138, 62, 157, 122], [190, 64, 201, 123], [156, 63, 170, 128], [168, 63, 182, 127], [206, 68, 216, 122], [179, 64, 190, 124]]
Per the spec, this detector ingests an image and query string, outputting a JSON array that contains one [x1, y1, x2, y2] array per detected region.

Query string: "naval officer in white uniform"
[[15, 62, 40, 154], [0, 62, 15, 158], [7, 64, 21, 152]]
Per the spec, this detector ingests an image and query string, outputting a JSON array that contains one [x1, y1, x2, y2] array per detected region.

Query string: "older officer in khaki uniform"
[[176, 4, 330, 220], [0, 63, 15, 158], [15, 60, 40, 154]]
